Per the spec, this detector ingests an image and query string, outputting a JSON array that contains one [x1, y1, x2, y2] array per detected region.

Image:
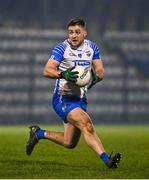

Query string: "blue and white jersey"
[[50, 39, 101, 98]]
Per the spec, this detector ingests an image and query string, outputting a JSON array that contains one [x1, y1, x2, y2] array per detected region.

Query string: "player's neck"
[[67, 39, 84, 50]]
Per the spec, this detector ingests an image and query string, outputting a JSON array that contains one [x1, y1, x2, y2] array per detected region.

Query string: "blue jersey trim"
[[55, 79, 60, 94], [50, 43, 66, 62], [89, 41, 101, 60]]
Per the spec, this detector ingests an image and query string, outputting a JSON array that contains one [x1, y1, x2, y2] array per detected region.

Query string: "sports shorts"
[[52, 93, 87, 123]]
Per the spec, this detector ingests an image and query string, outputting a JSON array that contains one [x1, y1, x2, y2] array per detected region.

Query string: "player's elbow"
[[43, 66, 52, 78], [43, 68, 49, 77]]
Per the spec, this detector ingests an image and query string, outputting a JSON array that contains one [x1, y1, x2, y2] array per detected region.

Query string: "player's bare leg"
[[67, 108, 121, 168], [26, 123, 81, 155], [67, 107, 105, 155], [26, 108, 121, 168], [44, 123, 81, 148]]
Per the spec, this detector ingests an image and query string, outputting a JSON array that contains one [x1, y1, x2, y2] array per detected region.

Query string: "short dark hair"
[[67, 19, 86, 29]]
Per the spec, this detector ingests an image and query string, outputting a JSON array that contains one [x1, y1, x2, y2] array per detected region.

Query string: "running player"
[[26, 19, 121, 168]]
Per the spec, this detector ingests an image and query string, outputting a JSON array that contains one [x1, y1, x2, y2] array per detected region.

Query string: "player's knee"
[[64, 142, 76, 149], [85, 121, 94, 134]]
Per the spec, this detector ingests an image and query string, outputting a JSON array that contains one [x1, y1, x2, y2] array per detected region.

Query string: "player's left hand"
[[88, 69, 103, 89]]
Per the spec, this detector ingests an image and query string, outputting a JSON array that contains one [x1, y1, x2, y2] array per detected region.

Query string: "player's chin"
[[71, 41, 82, 49], [71, 42, 79, 46]]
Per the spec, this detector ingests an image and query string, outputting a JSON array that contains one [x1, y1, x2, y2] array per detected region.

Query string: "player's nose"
[[72, 33, 77, 38]]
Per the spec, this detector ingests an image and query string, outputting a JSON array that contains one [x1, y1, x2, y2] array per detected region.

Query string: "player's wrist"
[[59, 71, 64, 79], [88, 74, 103, 90], [59, 71, 69, 80], [59, 70, 69, 79], [96, 76, 103, 82]]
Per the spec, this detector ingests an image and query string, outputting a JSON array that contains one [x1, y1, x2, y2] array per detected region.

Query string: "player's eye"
[[68, 31, 73, 35], [75, 31, 81, 35]]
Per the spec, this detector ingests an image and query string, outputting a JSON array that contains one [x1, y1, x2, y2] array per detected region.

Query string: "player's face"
[[68, 25, 87, 49]]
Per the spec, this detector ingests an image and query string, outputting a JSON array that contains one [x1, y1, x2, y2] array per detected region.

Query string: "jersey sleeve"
[[49, 43, 66, 62], [89, 41, 101, 60]]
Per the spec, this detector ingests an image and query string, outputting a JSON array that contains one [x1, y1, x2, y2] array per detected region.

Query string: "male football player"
[[26, 19, 121, 168]]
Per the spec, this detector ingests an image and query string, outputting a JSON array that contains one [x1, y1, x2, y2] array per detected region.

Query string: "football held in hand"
[[72, 66, 91, 87]]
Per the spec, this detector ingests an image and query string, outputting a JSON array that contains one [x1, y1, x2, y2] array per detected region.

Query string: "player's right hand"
[[59, 67, 79, 83]]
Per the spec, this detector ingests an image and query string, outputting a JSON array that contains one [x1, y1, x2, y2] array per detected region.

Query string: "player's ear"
[[84, 30, 87, 38]]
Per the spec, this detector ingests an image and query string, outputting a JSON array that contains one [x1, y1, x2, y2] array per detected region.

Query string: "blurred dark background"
[[0, 0, 149, 124]]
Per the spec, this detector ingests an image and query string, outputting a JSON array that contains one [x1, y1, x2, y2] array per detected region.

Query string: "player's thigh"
[[63, 122, 81, 146]]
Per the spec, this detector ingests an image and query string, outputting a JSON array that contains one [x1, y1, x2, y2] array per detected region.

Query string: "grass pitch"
[[0, 125, 149, 179]]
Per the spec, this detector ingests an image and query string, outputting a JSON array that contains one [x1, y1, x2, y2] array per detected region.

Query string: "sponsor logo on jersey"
[[85, 51, 91, 57], [69, 52, 77, 56], [72, 60, 90, 66], [78, 54, 82, 58]]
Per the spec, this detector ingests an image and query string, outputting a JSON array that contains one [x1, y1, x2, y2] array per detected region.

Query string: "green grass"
[[0, 125, 149, 179]]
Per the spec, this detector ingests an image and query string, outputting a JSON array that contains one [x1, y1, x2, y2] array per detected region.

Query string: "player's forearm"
[[43, 67, 60, 79], [95, 67, 105, 80], [92, 59, 104, 80]]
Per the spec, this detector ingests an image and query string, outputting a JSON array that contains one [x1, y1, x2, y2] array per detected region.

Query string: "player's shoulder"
[[85, 39, 99, 50], [54, 40, 67, 51], [50, 40, 69, 61]]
